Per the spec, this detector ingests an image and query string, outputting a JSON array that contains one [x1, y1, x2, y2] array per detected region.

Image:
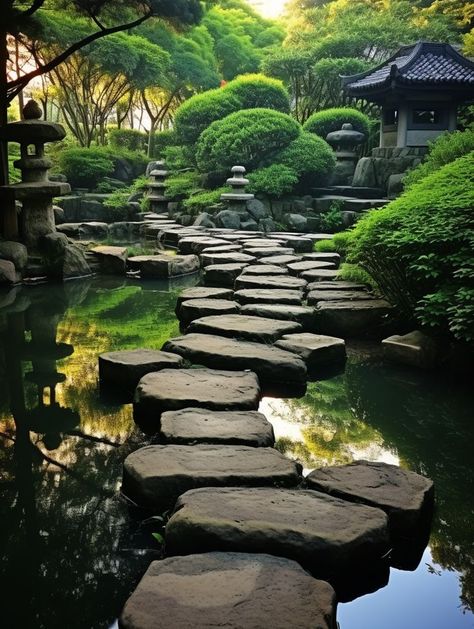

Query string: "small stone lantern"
[[148, 160, 168, 214], [0, 100, 70, 249], [326, 123, 366, 185], [220, 166, 254, 212]]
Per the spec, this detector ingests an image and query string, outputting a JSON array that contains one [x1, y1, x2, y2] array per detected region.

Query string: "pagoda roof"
[[342, 42, 474, 101]]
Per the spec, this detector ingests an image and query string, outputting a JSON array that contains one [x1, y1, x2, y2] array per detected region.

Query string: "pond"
[[0, 277, 472, 629]]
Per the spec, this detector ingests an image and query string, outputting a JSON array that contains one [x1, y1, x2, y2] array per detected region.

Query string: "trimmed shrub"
[[151, 129, 178, 158], [109, 128, 147, 152], [348, 153, 474, 342], [315, 231, 353, 254], [225, 74, 290, 113], [276, 132, 335, 187], [165, 170, 202, 200], [248, 165, 298, 198], [196, 108, 301, 172], [183, 186, 230, 215], [303, 107, 370, 139], [164, 145, 194, 170], [57, 148, 114, 189], [404, 129, 474, 188]]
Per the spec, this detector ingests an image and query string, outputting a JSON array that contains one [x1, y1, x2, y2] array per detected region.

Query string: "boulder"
[[40, 232, 69, 258], [234, 289, 303, 306], [123, 444, 301, 509], [0, 259, 17, 285], [316, 300, 393, 337], [259, 217, 276, 232], [91, 245, 127, 274], [215, 210, 241, 230], [99, 349, 184, 392], [204, 263, 249, 288], [178, 299, 240, 326], [246, 198, 269, 221], [120, 553, 337, 629], [382, 330, 440, 369], [78, 221, 109, 239], [234, 274, 307, 292], [133, 368, 261, 423], [162, 333, 307, 385], [188, 314, 302, 343], [275, 333, 346, 369], [53, 204, 65, 223], [128, 254, 200, 278], [61, 244, 91, 279], [193, 212, 216, 228], [0, 241, 28, 270], [241, 303, 316, 330], [241, 219, 260, 231], [286, 213, 308, 231], [165, 487, 389, 588], [160, 408, 274, 447]]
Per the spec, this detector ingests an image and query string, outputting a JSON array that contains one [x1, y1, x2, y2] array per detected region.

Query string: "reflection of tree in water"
[[276, 377, 388, 468], [345, 361, 473, 614], [0, 280, 186, 628]]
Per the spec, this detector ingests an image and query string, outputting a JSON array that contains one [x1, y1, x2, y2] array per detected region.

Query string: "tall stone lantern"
[[220, 165, 254, 212], [0, 100, 70, 250], [326, 123, 365, 186]]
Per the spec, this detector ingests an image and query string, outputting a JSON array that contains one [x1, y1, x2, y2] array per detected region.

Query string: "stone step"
[[123, 445, 302, 510], [275, 333, 346, 369], [120, 553, 337, 629], [178, 299, 240, 327], [343, 198, 389, 212], [316, 300, 393, 337], [128, 255, 200, 279], [306, 281, 367, 292], [165, 487, 389, 593], [201, 252, 257, 267], [162, 333, 307, 385], [241, 264, 289, 276], [307, 290, 373, 306], [240, 303, 317, 330], [201, 244, 242, 254], [234, 289, 303, 306], [313, 186, 384, 199], [203, 263, 249, 288], [175, 287, 234, 315], [287, 260, 336, 276], [188, 314, 302, 343], [234, 274, 307, 292], [133, 368, 261, 425], [276, 235, 314, 253], [302, 253, 341, 268], [178, 237, 230, 254], [301, 269, 339, 282], [241, 247, 295, 258], [160, 408, 275, 447], [257, 254, 302, 266]]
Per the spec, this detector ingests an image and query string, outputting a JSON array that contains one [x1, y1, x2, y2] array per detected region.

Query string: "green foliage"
[[108, 128, 147, 152], [275, 132, 335, 187], [348, 154, 474, 342], [165, 171, 202, 200], [224, 74, 290, 113], [102, 175, 148, 220], [151, 130, 178, 159], [196, 108, 301, 172], [337, 263, 374, 289], [163, 145, 194, 170], [57, 148, 114, 189], [247, 165, 298, 198], [303, 107, 371, 139], [183, 187, 230, 215], [320, 206, 345, 232], [315, 231, 353, 255], [404, 130, 474, 188]]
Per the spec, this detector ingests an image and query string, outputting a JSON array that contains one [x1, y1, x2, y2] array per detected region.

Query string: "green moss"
[[303, 107, 370, 139]]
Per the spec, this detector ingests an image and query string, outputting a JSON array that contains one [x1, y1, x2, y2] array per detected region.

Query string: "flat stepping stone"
[[316, 300, 393, 336], [234, 289, 303, 306], [241, 303, 316, 330], [99, 349, 184, 392], [275, 333, 346, 369], [178, 237, 229, 254], [241, 239, 285, 247], [160, 408, 274, 447], [162, 334, 307, 385], [307, 281, 367, 292], [307, 290, 373, 305], [235, 274, 307, 292], [178, 299, 240, 326], [188, 314, 302, 343], [382, 330, 439, 369], [242, 247, 295, 258], [301, 269, 339, 282], [201, 244, 242, 253], [303, 252, 341, 267], [287, 260, 335, 276], [175, 287, 233, 315], [165, 487, 389, 586], [120, 553, 336, 629], [133, 368, 261, 423], [201, 252, 256, 267], [91, 245, 127, 274], [306, 460, 434, 544], [203, 263, 249, 288], [128, 255, 199, 278], [123, 445, 301, 509], [260, 254, 302, 266], [241, 264, 289, 276], [277, 235, 314, 253]]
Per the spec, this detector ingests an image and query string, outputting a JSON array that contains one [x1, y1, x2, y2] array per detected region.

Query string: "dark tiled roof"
[[343, 42, 474, 93]]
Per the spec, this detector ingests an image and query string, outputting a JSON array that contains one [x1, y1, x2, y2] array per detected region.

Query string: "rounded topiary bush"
[[196, 108, 301, 172], [225, 74, 290, 114], [247, 164, 298, 198], [303, 107, 370, 139], [276, 132, 335, 186], [57, 148, 114, 189]]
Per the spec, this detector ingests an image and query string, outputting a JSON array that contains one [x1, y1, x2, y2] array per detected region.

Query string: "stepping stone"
[[304, 233, 334, 243], [241, 264, 289, 276], [242, 247, 295, 258], [235, 274, 307, 292], [316, 300, 393, 337], [201, 244, 242, 254], [241, 303, 316, 330], [287, 260, 335, 276], [234, 289, 303, 306], [178, 237, 229, 254], [123, 445, 302, 509], [90, 245, 127, 274], [203, 263, 249, 288], [178, 299, 240, 326], [301, 269, 339, 282], [120, 553, 337, 629], [175, 287, 233, 315], [261, 254, 302, 266], [382, 330, 439, 369], [188, 314, 302, 343], [201, 252, 256, 267], [305, 461, 434, 544], [99, 349, 184, 392], [307, 290, 373, 306], [160, 408, 275, 447], [134, 368, 261, 423], [303, 252, 341, 267], [241, 239, 285, 247], [307, 281, 367, 292], [165, 487, 389, 586], [278, 236, 314, 253], [275, 333, 346, 369], [162, 334, 307, 385], [128, 255, 200, 278]]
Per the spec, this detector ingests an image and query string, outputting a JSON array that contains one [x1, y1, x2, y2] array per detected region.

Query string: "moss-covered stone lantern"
[[326, 123, 366, 185]]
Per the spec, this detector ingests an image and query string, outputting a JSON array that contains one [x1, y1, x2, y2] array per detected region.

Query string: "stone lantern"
[[220, 166, 254, 212], [326, 123, 365, 185], [0, 100, 70, 250], [148, 160, 168, 213]]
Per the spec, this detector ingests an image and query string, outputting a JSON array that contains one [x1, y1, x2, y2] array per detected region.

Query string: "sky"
[[247, 0, 287, 19]]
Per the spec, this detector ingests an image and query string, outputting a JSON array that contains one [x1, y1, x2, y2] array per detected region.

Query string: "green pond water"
[[0, 277, 472, 629]]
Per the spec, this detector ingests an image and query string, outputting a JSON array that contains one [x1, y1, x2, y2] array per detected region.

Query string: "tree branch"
[[16, 0, 46, 21]]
